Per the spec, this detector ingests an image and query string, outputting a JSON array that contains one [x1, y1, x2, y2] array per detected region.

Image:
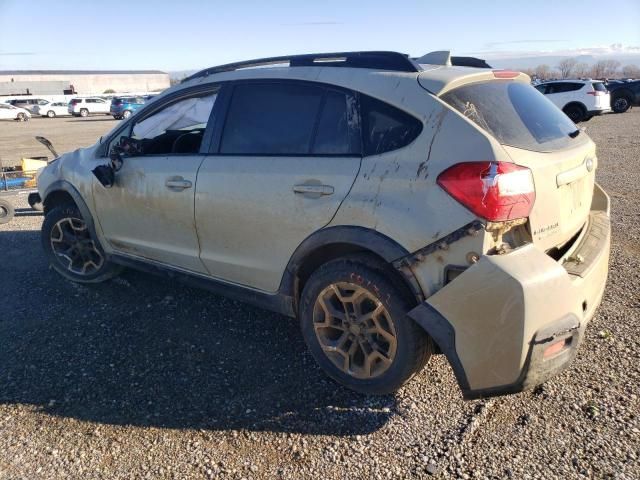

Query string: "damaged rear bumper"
[[407, 184, 611, 400]]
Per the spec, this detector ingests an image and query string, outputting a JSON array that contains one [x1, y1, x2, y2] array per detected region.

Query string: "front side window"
[[110, 91, 218, 155]]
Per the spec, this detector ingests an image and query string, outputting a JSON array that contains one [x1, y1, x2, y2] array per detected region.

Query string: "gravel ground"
[[0, 116, 118, 167], [0, 111, 638, 479]]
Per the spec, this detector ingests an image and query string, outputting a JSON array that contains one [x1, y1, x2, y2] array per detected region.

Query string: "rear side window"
[[312, 90, 360, 155], [442, 81, 580, 152], [220, 82, 359, 156], [592, 82, 607, 92], [221, 83, 323, 155], [360, 95, 422, 156]]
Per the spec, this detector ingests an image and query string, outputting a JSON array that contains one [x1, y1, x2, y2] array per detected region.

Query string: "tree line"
[[520, 58, 640, 80]]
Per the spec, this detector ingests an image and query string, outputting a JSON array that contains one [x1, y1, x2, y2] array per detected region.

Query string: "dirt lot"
[[0, 116, 118, 167], [0, 111, 638, 479]]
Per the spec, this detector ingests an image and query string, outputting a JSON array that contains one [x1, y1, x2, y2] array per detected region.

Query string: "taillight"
[[437, 162, 535, 222], [587, 91, 604, 96], [492, 70, 520, 79]]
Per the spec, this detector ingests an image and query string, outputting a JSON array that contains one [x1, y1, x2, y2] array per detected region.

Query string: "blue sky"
[[1, 0, 639, 71]]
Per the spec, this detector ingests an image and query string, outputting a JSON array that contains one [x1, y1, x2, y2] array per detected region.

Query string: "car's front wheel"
[[122, 110, 132, 119], [299, 256, 432, 395], [47, 110, 56, 118], [41, 204, 122, 283], [16, 112, 25, 121]]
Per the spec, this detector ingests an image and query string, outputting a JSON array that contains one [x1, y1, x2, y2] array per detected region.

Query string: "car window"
[[312, 89, 360, 155], [442, 80, 580, 152], [593, 82, 607, 92], [360, 94, 423, 156], [111, 91, 218, 156], [37, 99, 48, 105], [220, 82, 324, 155], [534, 84, 547, 94]]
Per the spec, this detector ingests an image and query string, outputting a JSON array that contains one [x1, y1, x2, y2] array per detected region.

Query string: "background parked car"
[[605, 79, 640, 113], [0, 103, 31, 121], [535, 80, 610, 122], [68, 97, 111, 117], [9, 98, 50, 114], [110, 96, 146, 119], [34, 102, 71, 118]]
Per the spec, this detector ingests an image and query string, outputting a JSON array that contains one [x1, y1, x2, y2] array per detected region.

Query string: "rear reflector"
[[437, 162, 535, 222], [493, 70, 520, 79], [543, 338, 570, 358], [587, 91, 605, 96]]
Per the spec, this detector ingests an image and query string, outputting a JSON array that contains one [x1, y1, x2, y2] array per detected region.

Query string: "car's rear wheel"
[[41, 204, 122, 283], [0, 198, 15, 224], [122, 110, 132, 119], [47, 110, 56, 118], [563, 104, 586, 123], [299, 256, 432, 394], [80, 108, 89, 117], [612, 95, 632, 113]]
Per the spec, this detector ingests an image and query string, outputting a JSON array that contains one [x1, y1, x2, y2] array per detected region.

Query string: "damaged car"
[[35, 51, 611, 398]]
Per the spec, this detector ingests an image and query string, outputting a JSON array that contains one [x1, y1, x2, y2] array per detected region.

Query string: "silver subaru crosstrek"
[[36, 51, 611, 399]]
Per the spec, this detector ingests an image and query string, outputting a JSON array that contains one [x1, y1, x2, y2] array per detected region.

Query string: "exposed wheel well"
[[293, 243, 420, 312], [562, 102, 586, 113], [43, 190, 76, 214]]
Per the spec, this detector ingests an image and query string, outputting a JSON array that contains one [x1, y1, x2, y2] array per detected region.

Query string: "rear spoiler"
[[413, 51, 492, 69]]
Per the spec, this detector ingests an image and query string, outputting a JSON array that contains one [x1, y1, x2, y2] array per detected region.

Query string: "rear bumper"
[[408, 183, 611, 399], [588, 108, 611, 115]]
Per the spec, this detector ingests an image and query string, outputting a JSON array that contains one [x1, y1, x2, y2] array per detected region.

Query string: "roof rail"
[[182, 51, 420, 83]]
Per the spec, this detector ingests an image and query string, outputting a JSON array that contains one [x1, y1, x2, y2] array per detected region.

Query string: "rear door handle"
[[165, 177, 192, 190], [293, 184, 334, 196]]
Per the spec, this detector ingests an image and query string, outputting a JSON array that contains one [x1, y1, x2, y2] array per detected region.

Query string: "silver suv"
[[36, 51, 611, 399]]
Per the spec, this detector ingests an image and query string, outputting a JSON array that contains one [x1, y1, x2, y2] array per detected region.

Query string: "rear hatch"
[[437, 77, 595, 251]]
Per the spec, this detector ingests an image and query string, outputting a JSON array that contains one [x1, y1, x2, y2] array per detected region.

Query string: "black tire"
[[612, 95, 632, 114], [122, 110, 132, 119], [563, 104, 586, 123], [582, 115, 593, 122], [80, 108, 89, 117], [0, 198, 15, 224], [16, 112, 25, 121], [299, 256, 432, 395], [47, 110, 56, 118], [41, 204, 122, 283]]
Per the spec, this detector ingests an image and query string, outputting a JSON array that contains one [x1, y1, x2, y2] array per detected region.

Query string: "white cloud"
[[467, 43, 640, 60]]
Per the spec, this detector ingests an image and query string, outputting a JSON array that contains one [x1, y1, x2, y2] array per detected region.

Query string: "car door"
[[92, 87, 220, 273], [0, 104, 13, 119], [195, 81, 362, 292]]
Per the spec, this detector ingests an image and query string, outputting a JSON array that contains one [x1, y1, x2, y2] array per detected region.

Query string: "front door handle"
[[293, 184, 334, 196], [165, 177, 192, 191]]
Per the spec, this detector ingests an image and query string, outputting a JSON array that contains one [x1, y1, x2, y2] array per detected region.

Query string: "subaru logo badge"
[[586, 158, 594, 172]]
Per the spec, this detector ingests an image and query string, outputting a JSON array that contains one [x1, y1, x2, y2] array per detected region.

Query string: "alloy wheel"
[[50, 217, 104, 275], [313, 282, 397, 379]]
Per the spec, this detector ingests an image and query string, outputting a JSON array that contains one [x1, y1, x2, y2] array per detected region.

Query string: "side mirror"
[[92, 147, 124, 188]]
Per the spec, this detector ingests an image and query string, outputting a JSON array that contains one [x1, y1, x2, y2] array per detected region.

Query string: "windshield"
[[441, 81, 581, 152]]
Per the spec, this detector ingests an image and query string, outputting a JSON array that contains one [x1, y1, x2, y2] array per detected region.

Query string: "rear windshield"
[[592, 82, 607, 92], [441, 81, 580, 152]]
